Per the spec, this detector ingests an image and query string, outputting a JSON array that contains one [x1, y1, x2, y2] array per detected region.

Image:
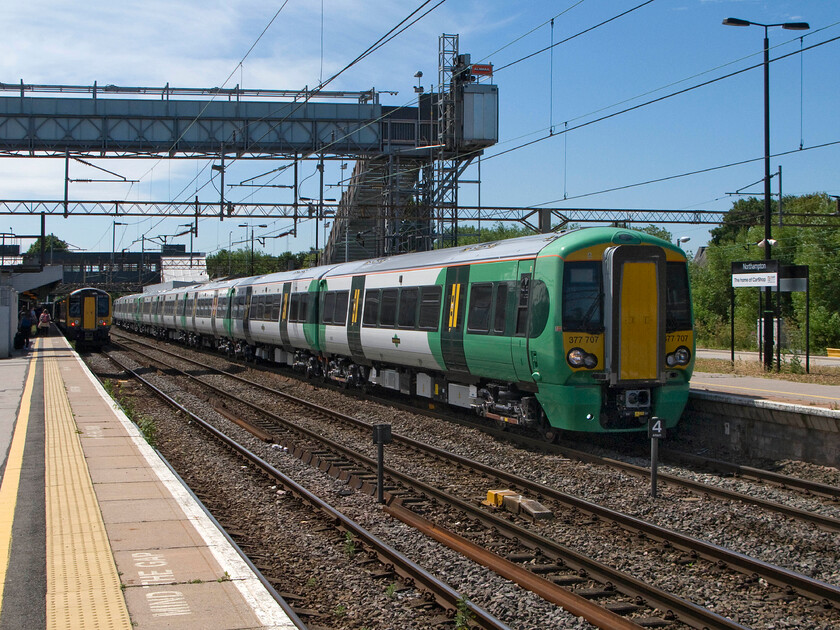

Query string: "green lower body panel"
[[537, 381, 690, 433]]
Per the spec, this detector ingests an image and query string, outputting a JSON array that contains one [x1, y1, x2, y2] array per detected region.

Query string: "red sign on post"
[[471, 63, 493, 76]]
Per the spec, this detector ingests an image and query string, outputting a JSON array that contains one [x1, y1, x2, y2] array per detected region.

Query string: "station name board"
[[731, 260, 779, 288]]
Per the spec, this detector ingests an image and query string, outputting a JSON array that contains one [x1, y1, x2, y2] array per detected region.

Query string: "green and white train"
[[114, 227, 694, 437]]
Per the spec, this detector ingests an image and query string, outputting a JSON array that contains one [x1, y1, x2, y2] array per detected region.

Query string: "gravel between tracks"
[[89, 338, 840, 629]]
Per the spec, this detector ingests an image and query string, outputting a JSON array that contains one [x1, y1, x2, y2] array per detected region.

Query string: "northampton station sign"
[[731, 260, 779, 288]]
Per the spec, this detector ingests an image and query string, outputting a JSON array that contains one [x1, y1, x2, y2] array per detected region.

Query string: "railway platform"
[[0, 335, 301, 629], [691, 371, 840, 410]]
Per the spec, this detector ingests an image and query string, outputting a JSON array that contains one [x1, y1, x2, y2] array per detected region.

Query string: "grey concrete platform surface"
[[0, 334, 302, 630]]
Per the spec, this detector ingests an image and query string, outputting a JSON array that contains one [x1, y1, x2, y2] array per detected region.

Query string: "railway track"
[[101, 349, 512, 630], [102, 334, 840, 628], [110, 329, 840, 530]]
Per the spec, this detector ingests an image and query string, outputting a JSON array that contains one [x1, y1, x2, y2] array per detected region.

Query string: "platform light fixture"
[[722, 16, 809, 370]]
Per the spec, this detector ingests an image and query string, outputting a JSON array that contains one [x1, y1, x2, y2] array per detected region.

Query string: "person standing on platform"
[[18, 308, 31, 348], [38, 308, 51, 336]]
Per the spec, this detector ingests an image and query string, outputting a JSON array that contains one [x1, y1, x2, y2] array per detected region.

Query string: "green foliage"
[[343, 531, 356, 557], [205, 248, 307, 278], [446, 222, 534, 247], [691, 193, 840, 352], [637, 224, 673, 242], [454, 597, 474, 629], [385, 582, 397, 598], [26, 234, 69, 255]]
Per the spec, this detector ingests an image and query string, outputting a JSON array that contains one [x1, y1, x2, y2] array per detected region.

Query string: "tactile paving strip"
[[43, 355, 131, 629]]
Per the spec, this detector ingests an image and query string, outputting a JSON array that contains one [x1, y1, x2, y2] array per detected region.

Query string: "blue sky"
[[1, 0, 838, 260]]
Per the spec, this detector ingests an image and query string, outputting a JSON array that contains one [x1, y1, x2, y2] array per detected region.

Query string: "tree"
[[453, 222, 536, 246], [26, 234, 69, 255], [637, 225, 673, 242], [691, 193, 840, 351], [709, 197, 768, 245]]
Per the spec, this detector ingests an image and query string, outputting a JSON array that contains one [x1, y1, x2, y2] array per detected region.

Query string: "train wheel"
[[539, 419, 560, 443]]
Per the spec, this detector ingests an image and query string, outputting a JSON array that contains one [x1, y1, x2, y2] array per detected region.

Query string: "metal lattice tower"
[[434, 33, 462, 248]]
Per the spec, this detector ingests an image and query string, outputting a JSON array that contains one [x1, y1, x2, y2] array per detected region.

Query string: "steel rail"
[[102, 350, 511, 630], [386, 503, 646, 630], [545, 440, 840, 532], [111, 333, 840, 607], [108, 340, 752, 629], [660, 448, 840, 500]]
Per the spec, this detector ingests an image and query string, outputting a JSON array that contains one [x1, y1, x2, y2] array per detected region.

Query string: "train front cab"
[[65, 289, 112, 347], [536, 233, 693, 433]]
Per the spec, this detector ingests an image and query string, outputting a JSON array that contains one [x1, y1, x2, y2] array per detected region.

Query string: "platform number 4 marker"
[[648, 416, 665, 440]]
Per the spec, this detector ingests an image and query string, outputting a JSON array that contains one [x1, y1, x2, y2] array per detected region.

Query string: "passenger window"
[[299, 293, 309, 322], [467, 283, 493, 333], [418, 286, 441, 331], [334, 291, 349, 326], [493, 283, 508, 334], [363, 290, 380, 327], [323, 292, 336, 324], [380, 289, 398, 327], [529, 280, 550, 338], [515, 274, 531, 337], [289, 294, 300, 322], [398, 289, 418, 329]]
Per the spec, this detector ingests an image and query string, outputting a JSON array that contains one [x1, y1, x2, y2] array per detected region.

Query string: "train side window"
[[528, 280, 550, 338], [380, 289, 398, 328], [493, 283, 509, 334], [363, 290, 380, 327], [334, 291, 349, 326], [270, 294, 281, 321], [467, 283, 493, 333], [418, 286, 441, 331], [289, 293, 300, 322], [323, 292, 336, 324], [298, 293, 309, 322], [515, 274, 531, 337], [398, 288, 418, 329]]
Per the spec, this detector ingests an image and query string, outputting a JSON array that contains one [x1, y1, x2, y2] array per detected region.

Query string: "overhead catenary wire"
[[170, 0, 446, 207]]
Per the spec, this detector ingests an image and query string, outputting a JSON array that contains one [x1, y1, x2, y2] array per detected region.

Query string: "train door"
[[278, 282, 292, 351], [441, 265, 470, 375], [347, 275, 366, 364], [603, 246, 666, 384], [511, 259, 536, 383], [82, 295, 96, 330], [242, 286, 254, 344]]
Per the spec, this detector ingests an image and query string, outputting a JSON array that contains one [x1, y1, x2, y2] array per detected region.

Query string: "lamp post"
[[722, 17, 809, 370], [112, 221, 126, 283], [414, 71, 424, 146], [179, 223, 195, 266], [239, 223, 267, 276], [228, 230, 234, 276], [676, 236, 690, 249]]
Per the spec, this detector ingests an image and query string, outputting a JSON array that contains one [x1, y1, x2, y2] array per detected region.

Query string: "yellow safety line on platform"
[[43, 354, 131, 629], [0, 352, 35, 617], [692, 380, 840, 402]]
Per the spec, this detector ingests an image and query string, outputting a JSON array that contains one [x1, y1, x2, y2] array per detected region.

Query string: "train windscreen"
[[562, 261, 603, 332]]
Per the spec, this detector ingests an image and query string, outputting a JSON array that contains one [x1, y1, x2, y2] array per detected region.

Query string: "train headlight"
[[567, 348, 586, 367], [567, 348, 598, 369], [666, 346, 692, 367]]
